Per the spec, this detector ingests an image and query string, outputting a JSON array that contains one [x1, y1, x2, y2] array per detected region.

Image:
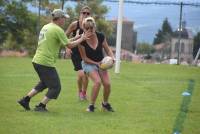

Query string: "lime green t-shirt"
[[32, 23, 69, 67]]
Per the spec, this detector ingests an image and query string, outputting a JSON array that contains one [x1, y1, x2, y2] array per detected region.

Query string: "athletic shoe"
[[82, 91, 87, 100], [79, 92, 87, 101], [102, 103, 114, 112], [34, 105, 48, 112], [17, 97, 30, 110], [86, 104, 95, 112]]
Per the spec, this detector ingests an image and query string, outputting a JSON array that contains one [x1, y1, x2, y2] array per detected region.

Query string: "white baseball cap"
[[51, 9, 70, 19]]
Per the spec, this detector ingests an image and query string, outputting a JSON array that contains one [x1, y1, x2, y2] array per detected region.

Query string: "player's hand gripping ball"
[[100, 56, 114, 70]]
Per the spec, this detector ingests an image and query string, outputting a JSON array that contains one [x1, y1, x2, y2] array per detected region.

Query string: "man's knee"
[[46, 84, 61, 99]]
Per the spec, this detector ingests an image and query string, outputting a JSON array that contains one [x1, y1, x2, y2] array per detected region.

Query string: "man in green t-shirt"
[[18, 9, 89, 112]]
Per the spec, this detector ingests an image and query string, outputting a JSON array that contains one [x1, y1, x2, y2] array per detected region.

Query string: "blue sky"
[[28, 1, 200, 43]]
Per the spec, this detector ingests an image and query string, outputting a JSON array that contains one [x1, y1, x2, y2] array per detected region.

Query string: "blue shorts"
[[82, 61, 99, 74]]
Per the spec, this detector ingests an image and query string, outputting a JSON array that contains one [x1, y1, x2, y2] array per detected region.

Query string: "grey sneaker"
[[17, 97, 30, 110], [34, 105, 48, 112]]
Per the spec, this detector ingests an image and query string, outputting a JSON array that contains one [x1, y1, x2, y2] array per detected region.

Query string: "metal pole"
[[61, 0, 64, 10], [115, 0, 124, 73], [177, 2, 183, 65], [37, 0, 41, 36]]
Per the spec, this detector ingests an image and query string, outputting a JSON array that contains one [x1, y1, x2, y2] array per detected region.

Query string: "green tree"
[[193, 32, 200, 59], [72, 0, 113, 36], [137, 42, 154, 54], [153, 29, 163, 45], [30, 0, 113, 36], [31, 0, 113, 35], [162, 18, 173, 34], [0, 0, 113, 55], [153, 18, 173, 45], [0, 0, 9, 45], [0, 1, 37, 51]]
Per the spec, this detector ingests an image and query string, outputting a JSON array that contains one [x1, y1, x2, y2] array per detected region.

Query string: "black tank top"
[[71, 21, 83, 56], [72, 21, 83, 37], [81, 32, 105, 62]]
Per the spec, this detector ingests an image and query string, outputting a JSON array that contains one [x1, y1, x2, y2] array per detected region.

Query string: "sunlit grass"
[[0, 57, 199, 134]]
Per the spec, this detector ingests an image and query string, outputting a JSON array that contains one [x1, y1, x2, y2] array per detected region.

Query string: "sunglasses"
[[81, 12, 90, 15], [85, 26, 94, 31]]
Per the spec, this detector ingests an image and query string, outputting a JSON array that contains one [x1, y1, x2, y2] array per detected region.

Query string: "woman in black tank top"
[[65, 6, 91, 100], [78, 17, 115, 112]]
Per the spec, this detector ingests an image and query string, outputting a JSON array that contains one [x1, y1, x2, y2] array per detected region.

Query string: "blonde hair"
[[82, 17, 96, 30]]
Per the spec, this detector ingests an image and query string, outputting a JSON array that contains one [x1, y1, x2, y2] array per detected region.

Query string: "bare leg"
[[82, 72, 88, 93], [77, 70, 89, 100], [99, 70, 114, 112], [77, 70, 83, 93], [27, 88, 39, 98], [89, 71, 101, 104], [40, 96, 50, 105], [99, 70, 111, 103]]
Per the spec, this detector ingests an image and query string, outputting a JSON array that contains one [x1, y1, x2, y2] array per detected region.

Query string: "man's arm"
[[66, 31, 92, 49], [65, 21, 78, 56]]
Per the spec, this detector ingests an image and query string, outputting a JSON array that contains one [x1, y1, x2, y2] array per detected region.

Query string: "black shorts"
[[71, 53, 82, 71], [32, 62, 61, 99]]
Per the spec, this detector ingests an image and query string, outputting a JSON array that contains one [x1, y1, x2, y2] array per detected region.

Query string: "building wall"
[[171, 38, 193, 62], [110, 20, 137, 52], [122, 22, 134, 51]]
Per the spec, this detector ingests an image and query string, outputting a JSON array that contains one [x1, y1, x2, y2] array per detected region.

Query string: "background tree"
[[193, 32, 200, 59], [0, 0, 37, 54], [0, 0, 7, 45], [68, 0, 113, 37], [137, 42, 154, 55], [0, 0, 70, 54], [0, 0, 113, 56], [162, 18, 173, 34], [153, 18, 173, 45], [153, 29, 163, 45], [30, 0, 113, 36], [27, 0, 113, 46]]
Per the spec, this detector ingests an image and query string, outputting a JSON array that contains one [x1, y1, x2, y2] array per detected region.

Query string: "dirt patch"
[[0, 50, 28, 57]]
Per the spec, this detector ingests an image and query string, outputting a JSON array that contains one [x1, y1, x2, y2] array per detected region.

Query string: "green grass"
[[0, 57, 200, 134]]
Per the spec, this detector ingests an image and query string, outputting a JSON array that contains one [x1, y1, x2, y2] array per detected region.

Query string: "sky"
[[28, 0, 200, 43]]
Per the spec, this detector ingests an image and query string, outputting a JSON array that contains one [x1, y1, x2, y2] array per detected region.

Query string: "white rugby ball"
[[100, 56, 114, 70]]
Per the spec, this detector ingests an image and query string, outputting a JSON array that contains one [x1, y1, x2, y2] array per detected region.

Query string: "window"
[[175, 42, 179, 52], [181, 42, 185, 53]]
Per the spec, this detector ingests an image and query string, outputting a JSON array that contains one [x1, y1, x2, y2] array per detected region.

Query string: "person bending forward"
[[78, 17, 115, 112]]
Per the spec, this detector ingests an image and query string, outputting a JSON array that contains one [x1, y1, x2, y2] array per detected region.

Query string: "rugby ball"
[[100, 56, 114, 70]]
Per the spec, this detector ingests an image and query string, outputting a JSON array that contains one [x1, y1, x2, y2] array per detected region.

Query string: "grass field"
[[0, 57, 200, 134]]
